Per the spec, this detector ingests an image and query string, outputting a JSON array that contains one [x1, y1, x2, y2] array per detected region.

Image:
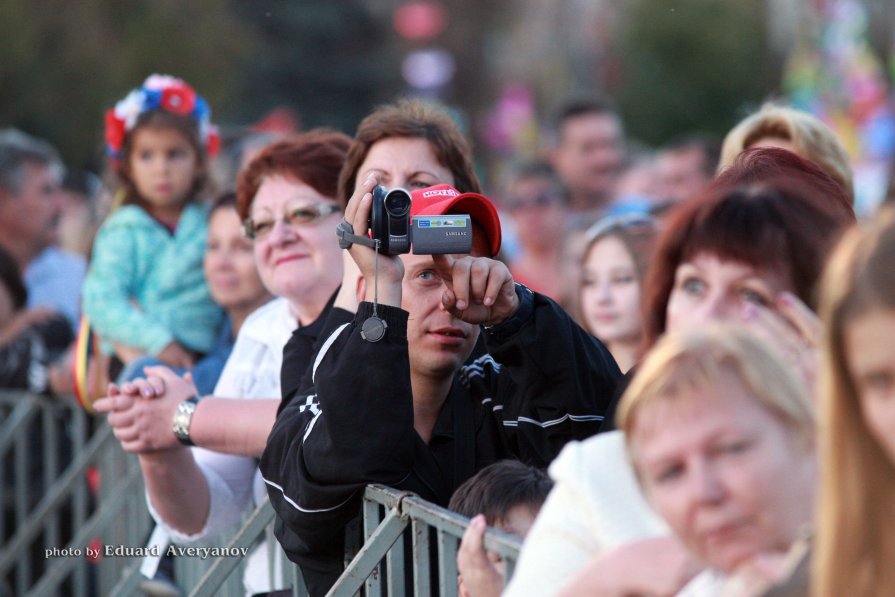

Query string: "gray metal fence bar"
[[0, 394, 102, 596], [401, 495, 521, 562], [42, 406, 60, 557], [363, 498, 383, 596], [436, 528, 458, 597], [329, 508, 408, 597], [320, 485, 522, 597], [106, 559, 147, 597], [411, 519, 430, 597], [0, 394, 39, 453], [14, 426, 30, 597], [0, 423, 116, 577], [0, 395, 40, 596], [385, 526, 405, 597], [0, 396, 524, 597], [186, 499, 279, 597], [24, 463, 144, 597], [70, 406, 89, 597]]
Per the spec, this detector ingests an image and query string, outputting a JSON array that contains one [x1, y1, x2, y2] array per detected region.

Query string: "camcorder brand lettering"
[[422, 188, 459, 198]]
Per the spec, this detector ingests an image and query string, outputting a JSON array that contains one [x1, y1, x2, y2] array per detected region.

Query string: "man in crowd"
[[0, 128, 86, 334], [549, 97, 626, 220]]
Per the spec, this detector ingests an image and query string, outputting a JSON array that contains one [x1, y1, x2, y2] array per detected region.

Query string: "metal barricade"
[[0, 391, 153, 597], [181, 484, 521, 597], [0, 390, 521, 596], [329, 484, 521, 597]]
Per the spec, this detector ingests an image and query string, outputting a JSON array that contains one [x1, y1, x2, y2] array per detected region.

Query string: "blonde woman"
[[616, 324, 816, 596], [814, 207, 895, 597], [718, 103, 854, 203]]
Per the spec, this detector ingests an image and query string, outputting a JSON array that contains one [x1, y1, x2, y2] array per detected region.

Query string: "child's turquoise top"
[[82, 202, 223, 356]]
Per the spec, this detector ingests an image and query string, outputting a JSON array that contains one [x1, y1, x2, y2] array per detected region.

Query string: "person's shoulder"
[[549, 430, 627, 481], [27, 246, 86, 273], [241, 297, 288, 334]]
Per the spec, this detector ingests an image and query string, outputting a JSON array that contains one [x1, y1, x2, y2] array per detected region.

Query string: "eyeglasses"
[[243, 203, 340, 239]]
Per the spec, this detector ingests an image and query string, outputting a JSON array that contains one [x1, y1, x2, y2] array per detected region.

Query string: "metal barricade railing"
[[0, 391, 93, 596], [0, 390, 522, 596], [0, 391, 150, 597], [181, 484, 521, 597], [329, 484, 521, 597]]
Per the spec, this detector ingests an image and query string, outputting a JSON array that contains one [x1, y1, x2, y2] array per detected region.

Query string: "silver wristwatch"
[[172, 396, 201, 446]]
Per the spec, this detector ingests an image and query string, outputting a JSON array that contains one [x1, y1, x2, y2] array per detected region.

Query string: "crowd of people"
[[2, 72, 895, 597]]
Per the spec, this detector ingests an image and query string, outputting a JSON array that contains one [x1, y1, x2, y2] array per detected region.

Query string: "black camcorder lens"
[[384, 190, 411, 217]]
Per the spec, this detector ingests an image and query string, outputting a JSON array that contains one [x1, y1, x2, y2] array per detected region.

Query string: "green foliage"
[[228, 0, 401, 134], [0, 0, 254, 169], [0, 0, 400, 169], [616, 0, 777, 145]]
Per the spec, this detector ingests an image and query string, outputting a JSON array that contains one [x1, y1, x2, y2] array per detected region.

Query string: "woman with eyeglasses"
[[94, 129, 351, 596], [579, 215, 658, 372]]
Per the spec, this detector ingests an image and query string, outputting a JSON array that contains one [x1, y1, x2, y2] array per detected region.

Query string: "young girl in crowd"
[[579, 215, 658, 372], [814, 207, 895, 597], [82, 74, 223, 374], [113, 193, 271, 394]]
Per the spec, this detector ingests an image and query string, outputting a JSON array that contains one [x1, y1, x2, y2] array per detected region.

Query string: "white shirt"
[[148, 297, 294, 595], [676, 569, 726, 596], [505, 431, 669, 597]]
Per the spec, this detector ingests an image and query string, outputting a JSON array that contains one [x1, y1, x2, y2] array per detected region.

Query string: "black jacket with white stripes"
[[260, 288, 621, 595]]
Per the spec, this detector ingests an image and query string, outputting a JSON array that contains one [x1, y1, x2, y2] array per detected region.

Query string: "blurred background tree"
[[614, 0, 778, 145], [0, 0, 892, 196], [0, 0, 255, 168]]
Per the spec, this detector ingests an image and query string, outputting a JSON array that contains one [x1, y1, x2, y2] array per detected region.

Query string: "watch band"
[[172, 395, 201, 446]]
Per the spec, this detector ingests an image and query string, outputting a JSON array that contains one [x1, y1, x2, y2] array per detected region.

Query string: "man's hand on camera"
[[341, 173, 403, 307], [433, 254, 518, 326]]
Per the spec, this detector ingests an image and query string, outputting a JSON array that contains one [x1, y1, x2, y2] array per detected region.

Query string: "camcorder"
[[370, 185, 472, 255]]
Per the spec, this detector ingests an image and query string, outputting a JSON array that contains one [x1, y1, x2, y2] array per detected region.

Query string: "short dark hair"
[[337, 98, 481, 209], [448, 460, 553, 526], [661, 134, 722, 178], [0, 245, 27, 310], [552, 96, 620, 139], [235, 129, 351, 220], [0, 128, 64, 197]]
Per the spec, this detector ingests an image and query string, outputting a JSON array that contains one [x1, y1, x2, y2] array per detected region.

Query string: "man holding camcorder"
[[260, 174, 621, 595]]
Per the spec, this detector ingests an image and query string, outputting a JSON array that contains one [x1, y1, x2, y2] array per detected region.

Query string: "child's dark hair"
[[0, 245, 27, 310], [449, 460, 553, 526], [111, 110, 209, 209]]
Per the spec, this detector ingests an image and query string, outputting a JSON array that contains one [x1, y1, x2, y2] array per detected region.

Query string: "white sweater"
[[504, 431, 669, 597]]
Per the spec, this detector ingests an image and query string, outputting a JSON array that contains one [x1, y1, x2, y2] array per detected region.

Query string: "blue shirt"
[[25, 246, 87, 335]]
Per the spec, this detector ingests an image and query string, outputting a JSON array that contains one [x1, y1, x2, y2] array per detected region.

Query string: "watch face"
[[172, 397, 199, 446]]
